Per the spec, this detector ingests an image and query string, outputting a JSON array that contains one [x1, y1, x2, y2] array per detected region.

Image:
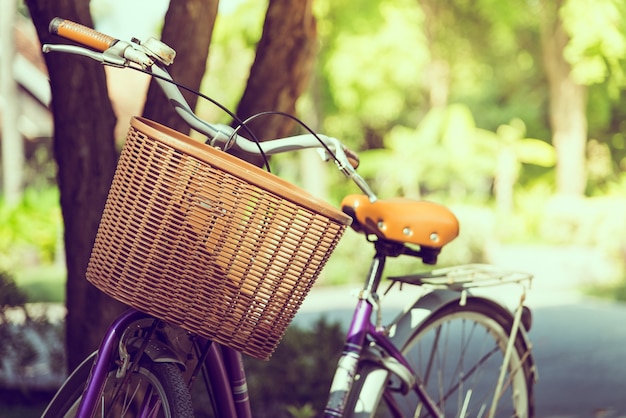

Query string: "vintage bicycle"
[[40, 18, 536, 418]]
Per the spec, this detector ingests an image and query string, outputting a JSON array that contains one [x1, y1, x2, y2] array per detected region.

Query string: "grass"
[[586, 278, 626, 302], [14, 264, 66, 304]]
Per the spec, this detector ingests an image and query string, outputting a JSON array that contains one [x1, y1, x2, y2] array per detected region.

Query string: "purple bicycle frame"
[[322, 295, 427, 417], [75, 308, 253, 418], [324, 297, 443, 417], [75, 256, 441, 417]]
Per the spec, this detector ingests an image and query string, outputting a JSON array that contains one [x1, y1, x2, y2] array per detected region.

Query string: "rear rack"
[[387, 264, 533, 292]]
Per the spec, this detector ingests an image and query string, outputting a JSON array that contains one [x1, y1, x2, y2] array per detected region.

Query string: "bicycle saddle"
[[341, 194, 459, 248]]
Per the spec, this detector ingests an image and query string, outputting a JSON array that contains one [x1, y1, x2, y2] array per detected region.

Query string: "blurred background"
[[1, 0, 626, 416]]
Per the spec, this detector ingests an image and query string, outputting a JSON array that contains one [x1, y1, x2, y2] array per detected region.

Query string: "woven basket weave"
[[86, 117, 351, 360]]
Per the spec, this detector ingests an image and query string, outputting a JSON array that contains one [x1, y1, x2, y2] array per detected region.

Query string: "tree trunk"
[[541, 2, 587, 196], [233, 0, 317, 166], [420, 0, 450, 109], [26, 0, 316, 372], [142, 0, 218, 134], [25, 0, 126, 370]]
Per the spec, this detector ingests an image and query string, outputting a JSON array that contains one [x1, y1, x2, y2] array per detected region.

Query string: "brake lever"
[[42, 43, 127, 67], [324, 138, 378, 202], [43, 39, 161, 70]]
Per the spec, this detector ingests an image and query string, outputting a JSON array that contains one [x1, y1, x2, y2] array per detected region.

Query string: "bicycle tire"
[[42, 355, 194, 418], [346, 299, 534, 417]]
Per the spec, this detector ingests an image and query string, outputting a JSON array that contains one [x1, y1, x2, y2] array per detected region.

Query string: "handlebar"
[[49, 17, 118, 52], [42, 18, 375, 201]]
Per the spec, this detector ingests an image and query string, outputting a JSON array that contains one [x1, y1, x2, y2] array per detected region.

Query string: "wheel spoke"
[[441, 346, 500, 405], [45, 360, 192, 418], [352, 303, 532, 418], [418, 309, 529, 417]]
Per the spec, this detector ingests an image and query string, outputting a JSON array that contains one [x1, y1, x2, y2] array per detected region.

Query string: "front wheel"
[[42, 354, 194, 418], [347, 300, 535, 417]]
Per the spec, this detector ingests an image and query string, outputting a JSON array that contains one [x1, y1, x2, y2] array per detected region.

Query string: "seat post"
[[362, 251, 387, 294]]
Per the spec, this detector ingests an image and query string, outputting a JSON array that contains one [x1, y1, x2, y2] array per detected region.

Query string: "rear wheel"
[[347, 300, 534, 417], [43, 355, 194, 418]]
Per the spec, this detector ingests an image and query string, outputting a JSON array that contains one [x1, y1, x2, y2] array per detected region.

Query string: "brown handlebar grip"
[[49, 17, 118, 52], [343, 146, 360, 169]]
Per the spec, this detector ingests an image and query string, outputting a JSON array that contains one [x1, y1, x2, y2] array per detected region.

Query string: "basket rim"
[[129, 117, 352, 226]]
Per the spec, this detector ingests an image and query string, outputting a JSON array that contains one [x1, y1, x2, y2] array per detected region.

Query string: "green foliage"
[[537, 194, 626, 292], [14, 265, 66, 304], [495, 119, 556, 167], [315, 0, 428, 148], [438, 205, 493, 265], [357, 104, 492, 201], [0, 187, 61, 271], [587, 86, 626, 179], [588, 280, 626, 302], [356, 104, 554, 205], [317, 228, 375, 285], [426, 0, 547, 140], [0, 271, 28, 368], [540, 195, 626, 253], [561, 0, 626, 94], [197, 0, 267, 123], [0, 271, 27, 309], [19, 0, 626, 305], [242, 318, 344, 418], [285, 403, 316, 418]]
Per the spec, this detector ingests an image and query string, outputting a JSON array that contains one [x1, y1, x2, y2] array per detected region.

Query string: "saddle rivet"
[[402, 227, 412, 236], [377, 221, 386, 230], [430, 232, 440, 242]]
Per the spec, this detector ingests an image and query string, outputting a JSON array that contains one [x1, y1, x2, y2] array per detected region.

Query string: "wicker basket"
[[86, 117, 351, 360]]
